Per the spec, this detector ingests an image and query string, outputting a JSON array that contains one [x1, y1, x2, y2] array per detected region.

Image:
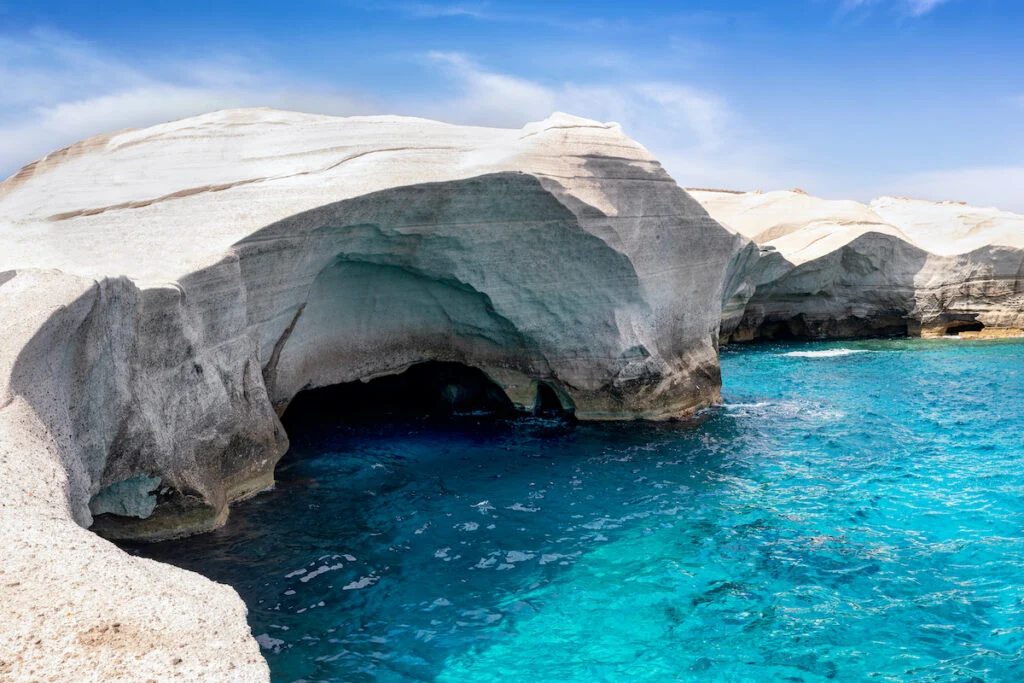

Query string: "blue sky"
[[2, 0, 1022, 209]]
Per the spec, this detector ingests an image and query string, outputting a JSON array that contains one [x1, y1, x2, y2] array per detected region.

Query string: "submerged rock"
[[690, 189, 1024, 342], [0, 110, 743, 679]]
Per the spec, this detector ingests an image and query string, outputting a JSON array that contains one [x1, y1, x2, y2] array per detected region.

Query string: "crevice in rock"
[[262, 303, 306, 402]]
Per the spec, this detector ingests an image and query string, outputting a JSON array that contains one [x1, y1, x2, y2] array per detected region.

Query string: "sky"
[[1, 0, 1022, 209]]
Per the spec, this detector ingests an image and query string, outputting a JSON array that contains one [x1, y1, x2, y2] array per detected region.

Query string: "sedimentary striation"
[[0, 110, 743, 679], [690, 189, 1024, 342]]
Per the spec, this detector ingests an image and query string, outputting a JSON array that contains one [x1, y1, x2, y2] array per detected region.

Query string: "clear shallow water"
[[132, 339, 1024, 682]]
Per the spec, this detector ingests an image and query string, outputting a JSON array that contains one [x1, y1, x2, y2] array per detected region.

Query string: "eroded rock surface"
[[0, 110, 742, 679], [690, 189, 1024, 342]]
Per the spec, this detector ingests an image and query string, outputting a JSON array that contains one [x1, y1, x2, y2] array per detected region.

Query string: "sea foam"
[[781, 348, 870, 358]]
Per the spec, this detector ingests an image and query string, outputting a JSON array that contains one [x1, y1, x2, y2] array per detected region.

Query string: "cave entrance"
[[754, 319, 803, 341], [947, 320, 985, 335], [281, 361, 518, 431], [533, 382, 564, 416]]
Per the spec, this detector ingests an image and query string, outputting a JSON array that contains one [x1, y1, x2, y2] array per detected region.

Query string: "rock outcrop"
[[0, 110, 743, 679], [690, 189, 1024, 342], [7, 107, 1020, 681]]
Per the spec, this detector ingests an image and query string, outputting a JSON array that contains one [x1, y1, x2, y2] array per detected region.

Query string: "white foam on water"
[[505, 551, 535, 563], [781, 349, 871, 358], [342, 575, 378, 590], [255, 633, 285, 652], [723, 402, 774, 411], [722, 400, 844, 422], [300, 563, 344, 583]]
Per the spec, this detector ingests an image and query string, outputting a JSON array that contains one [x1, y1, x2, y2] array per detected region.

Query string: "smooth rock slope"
[[0, 110, 743, 679], [690, 189, 1024, 342]]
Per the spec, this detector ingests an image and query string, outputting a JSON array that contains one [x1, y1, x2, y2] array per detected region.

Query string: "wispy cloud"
[[906, 0, 955, 16], [399, 2, 489, 19], [0, 28, 375, 179], [417, 51, 558, 127], [0, 27, 144, 108], [0, 27, 800, 199], [411, 51, 797, 191], [416, 51, 736, 149], [839, 0, 956, 17], [387, 1, 616, 30]]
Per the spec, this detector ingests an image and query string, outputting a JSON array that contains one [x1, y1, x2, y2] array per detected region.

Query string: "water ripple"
[[131, 339, 1024, 682]]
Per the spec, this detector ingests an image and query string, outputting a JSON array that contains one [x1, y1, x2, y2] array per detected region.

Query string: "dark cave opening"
[[946, 320, 985, 335], [753, 320, 803, 341], [741, 315, 912, 343], [533, 381, 564, 416], [281, 361, 519, 432]]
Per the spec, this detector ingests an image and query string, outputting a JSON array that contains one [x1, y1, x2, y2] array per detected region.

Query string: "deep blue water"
[[133, 339, 1024, 682]]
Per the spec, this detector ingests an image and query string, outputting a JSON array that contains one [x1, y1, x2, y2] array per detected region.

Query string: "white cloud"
[[0, 27, 144, 108], [631, 83, 730, 152], [388, 1, 616, 30], [0, 30, 796, 196], [406, 52, 799, 191], [419, 51, 558, 127], [0, 29, 374, 180], [906, 0, 954, 15], [839, 0, 956, 16], [399, 2, 489, 19]]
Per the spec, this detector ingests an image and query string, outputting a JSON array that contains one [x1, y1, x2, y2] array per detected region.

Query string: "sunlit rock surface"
[[690, 189, 1024, 342], [0, 110, 742, 679]]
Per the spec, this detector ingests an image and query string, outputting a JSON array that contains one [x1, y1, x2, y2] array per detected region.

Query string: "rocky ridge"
[[690, 189, 1024, 342]]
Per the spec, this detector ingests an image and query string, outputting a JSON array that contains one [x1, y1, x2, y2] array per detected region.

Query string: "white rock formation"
[[690, 189, 1024, 341], [0, 110, 743, 679]]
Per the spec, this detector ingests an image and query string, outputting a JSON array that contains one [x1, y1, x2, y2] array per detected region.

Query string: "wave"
[[722, 400, 844, 421], [722, 402, 775, 410], [781, 349, 871, 358]]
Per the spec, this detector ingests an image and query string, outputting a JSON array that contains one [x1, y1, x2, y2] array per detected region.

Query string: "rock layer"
[[690, 189, 1024, 342], [0, 110, 742, 679]]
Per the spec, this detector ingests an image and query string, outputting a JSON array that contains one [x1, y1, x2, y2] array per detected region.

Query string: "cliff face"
[[0, 270, 270, 682], [0, 110, 740, 539], [0, 110, 742, 679], [690, 189, 1024, 342], [7, 108, 1020, 680]]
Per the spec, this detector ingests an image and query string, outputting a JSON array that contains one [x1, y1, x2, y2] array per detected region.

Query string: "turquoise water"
[[133, 339, 1024, 682]]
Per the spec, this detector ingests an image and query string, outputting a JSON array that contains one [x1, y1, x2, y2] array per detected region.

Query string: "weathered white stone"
[[0, 109, 743, 679], [690, 189, 1024, 341]]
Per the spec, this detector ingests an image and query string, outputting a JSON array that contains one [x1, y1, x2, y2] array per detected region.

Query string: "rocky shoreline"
[[692, 188, 1024, 344], [2, 110, 1022, 680]]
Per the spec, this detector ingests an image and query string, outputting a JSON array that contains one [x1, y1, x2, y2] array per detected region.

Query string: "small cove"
[[129, 338, 1024, 682]]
